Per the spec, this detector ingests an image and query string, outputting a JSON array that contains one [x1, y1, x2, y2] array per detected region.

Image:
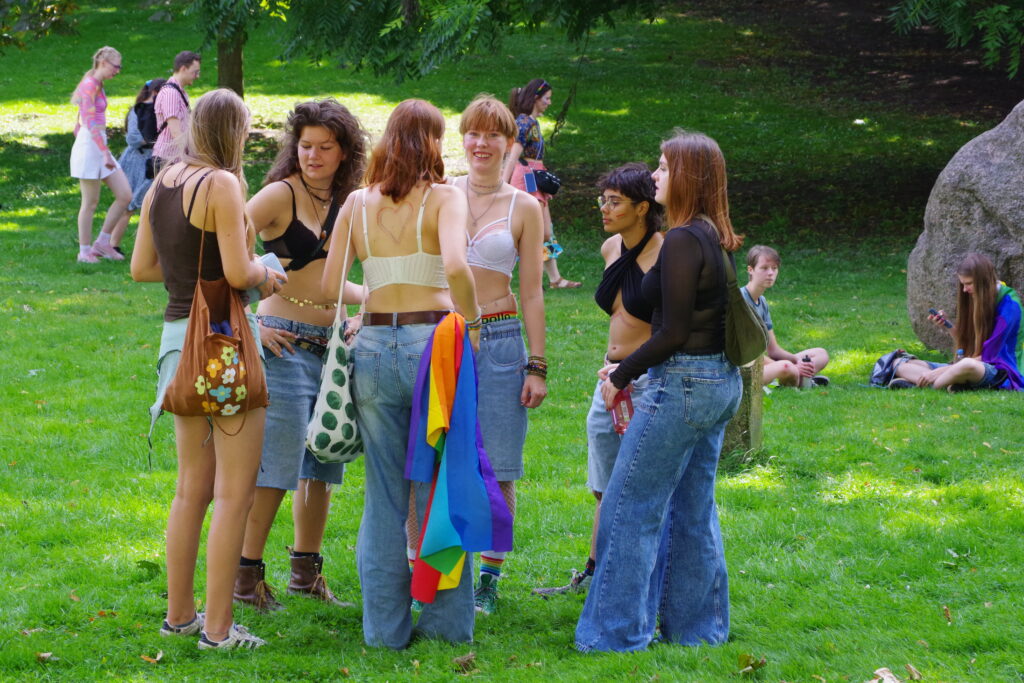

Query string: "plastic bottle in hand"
[[609, 387, 634, 435], [799, 355, 814, 389]]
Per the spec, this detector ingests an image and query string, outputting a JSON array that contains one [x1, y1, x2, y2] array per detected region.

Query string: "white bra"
[[360, 187, 448, 292], [461, 178, 519, 278]]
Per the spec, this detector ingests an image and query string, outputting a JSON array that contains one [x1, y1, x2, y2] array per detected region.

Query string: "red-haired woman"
[[575, 131, 743, 652], [322, 99, 480, 649], [891, 252, 1022, 391], [503, 78, 580, 288]]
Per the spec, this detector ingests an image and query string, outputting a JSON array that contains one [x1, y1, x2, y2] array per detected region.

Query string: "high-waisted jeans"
[[575, 352, 741, 652], [352, 322, 475, 649]]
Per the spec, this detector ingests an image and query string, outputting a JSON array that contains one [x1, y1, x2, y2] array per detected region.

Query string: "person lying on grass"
[[889, 252, 1023, 391], [741, 245, 829, 387]]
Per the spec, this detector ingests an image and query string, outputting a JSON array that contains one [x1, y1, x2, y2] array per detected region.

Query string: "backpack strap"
[[156, 82, 191, 136]]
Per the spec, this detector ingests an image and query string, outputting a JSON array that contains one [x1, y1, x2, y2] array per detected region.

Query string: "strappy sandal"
[[549, 278, 582, 289]]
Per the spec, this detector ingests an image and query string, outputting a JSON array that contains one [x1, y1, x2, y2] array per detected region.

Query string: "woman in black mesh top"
[[575, 131, 743, 652]]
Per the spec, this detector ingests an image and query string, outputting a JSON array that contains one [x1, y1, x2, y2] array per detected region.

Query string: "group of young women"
[[111, 50, 1021, 654]]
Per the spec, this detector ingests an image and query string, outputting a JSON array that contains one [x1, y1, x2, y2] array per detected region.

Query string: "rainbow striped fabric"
[[405, 313, 513, 603]]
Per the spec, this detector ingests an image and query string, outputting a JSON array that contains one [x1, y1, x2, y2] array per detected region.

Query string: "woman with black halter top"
[[532, 162, 664, 598], [233, 100, 368, 612]]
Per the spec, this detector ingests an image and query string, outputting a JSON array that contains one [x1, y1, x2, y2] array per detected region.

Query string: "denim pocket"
[[682, 376, 730, 429], [353, 350, 380, 407], [482, 333, 526, 368]]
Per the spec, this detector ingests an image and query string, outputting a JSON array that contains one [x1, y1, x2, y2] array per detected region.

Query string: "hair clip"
[[145, 79, 153, 86]]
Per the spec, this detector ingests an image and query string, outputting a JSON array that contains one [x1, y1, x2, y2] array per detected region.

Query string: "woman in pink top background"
[[70, 46, 132, 263]]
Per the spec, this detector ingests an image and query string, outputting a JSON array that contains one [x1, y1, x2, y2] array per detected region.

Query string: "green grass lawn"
[[2, 2, 1023, 680]]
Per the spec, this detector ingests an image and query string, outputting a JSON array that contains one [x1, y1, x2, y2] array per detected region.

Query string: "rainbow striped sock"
[[479, 552, 505, 579]]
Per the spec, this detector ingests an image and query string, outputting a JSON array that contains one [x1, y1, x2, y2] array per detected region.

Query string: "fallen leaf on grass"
[[905, 663, 922, 680], [984, 602, 993, 608], [36, 652, 58, 663], [139, 651, 163, 664], [943, 605, 952, 624], [339, 668, 350, 677], [869, 667, 901, 682], [69, 591, 80, 602], [737, 653, 767, 675], [20, 628, 43, 636], [916, 640, 929, 648], [811, 675, 826, 682], [453, 651, 476, 673]]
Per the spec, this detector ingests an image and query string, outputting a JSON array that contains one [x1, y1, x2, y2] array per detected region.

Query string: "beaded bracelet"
[[525, 358, 548, 379]]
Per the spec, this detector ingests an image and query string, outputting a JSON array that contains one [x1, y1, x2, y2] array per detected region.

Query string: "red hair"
[[661, 131, 743, 252], [364, 99, 445, 201]]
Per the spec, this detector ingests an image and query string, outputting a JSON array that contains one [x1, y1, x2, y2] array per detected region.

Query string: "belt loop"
[[391, 312, 399, 327]]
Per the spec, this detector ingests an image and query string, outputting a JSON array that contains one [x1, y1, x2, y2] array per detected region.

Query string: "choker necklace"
[[469, 179, 502, 196], [300, 176, 333, 207]]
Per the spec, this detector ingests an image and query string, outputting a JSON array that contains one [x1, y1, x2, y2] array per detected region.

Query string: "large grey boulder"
[[907, 100, 1024, 352]]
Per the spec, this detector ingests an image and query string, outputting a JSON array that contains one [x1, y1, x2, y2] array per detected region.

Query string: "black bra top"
[[262, 181, 340, 272], [593, 229, 657, 323]]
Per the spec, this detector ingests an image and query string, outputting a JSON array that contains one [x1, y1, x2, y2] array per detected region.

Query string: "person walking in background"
[[234, 99, 368, 611], [106, 78, 167, 257], [889, 252, 1022, 391], [503, 78, 580, 289], [70, 46, 133, 263], [152, 51, 201, 170], [131, 89, 286, 650], [576, 132, 743, 652], [322, 99, 481, 649], [533, 162, 663, 598]]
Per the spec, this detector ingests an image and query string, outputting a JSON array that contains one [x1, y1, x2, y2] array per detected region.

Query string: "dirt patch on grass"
[[684, 0, 1024, 122]]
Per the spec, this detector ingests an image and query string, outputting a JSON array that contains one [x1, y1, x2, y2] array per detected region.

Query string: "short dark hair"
[[174, 51, 201, 72], [597, 162, 663, 233], [746, 245, 781, 269]]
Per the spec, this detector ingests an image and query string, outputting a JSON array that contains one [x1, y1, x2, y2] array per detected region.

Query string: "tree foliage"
[[890, 0, 1024, 78], [1, 0, 77, 52]]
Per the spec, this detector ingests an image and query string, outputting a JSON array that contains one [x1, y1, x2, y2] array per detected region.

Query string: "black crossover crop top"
[[593, 229, 657, 324], [262, 181, 340, 272]]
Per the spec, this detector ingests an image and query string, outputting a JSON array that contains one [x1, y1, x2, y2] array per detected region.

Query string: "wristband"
[[259, 264, 270, 288], [466, 315, 482, 330]]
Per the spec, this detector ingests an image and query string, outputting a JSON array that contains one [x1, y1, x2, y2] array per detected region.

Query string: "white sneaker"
[[90, 240, 124, 261], [198, 623, 266, 650], [159, 612, 205, 637], [77, 250, 100, 264]]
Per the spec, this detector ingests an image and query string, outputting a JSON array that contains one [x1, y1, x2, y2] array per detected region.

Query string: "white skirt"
[[70, 127, 120, 180]]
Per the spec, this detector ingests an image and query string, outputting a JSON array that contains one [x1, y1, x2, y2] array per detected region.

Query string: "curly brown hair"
[[264, 99, 368, 204]]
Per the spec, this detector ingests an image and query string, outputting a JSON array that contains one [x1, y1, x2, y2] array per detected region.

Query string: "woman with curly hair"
[[234, 99, 369, 611]]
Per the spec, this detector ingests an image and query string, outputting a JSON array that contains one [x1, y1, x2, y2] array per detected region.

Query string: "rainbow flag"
[[405, 313, 512, 602]]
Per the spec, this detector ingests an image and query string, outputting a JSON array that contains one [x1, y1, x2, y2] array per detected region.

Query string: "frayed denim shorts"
[[923, 360, 1006, 389], [476, 317, 528, 481], [255, 315, 344, 489]]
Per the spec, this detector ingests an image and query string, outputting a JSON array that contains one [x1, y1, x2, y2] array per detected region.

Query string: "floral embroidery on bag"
[[221, 404, 240, 416], [201, 400, 221, 414], [194, 375, 209, 395], [209, 385, 231, 403], [206, 358, 223, 378], [239, 362, 246, 379], [222, 368, 236, 384], [235, 385, 247, 401], [221, 346, 237, 366]]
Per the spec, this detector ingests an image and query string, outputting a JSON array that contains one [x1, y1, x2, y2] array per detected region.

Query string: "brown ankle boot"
[[287, 553, 353, 607], [233, 561, 284, 611]]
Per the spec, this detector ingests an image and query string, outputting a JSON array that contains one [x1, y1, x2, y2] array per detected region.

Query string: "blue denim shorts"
[[476, 318, 528, 481], [586, 373, 649, 493], [923, 360, 1005, 388], [256, 315, 343, 489]]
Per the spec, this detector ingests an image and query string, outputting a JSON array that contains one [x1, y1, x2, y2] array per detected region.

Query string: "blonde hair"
[[72, 46, 121, 104], [178, 89, 254, 244], [660, 130, 743, 252]]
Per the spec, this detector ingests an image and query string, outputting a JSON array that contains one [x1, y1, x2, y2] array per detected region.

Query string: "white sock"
[[95, 232, 111, 246], [79, 244, 92, 255]]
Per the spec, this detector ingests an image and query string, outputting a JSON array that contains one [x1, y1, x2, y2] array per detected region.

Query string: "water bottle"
[[955, 348, 964, 363], [799, 355, 815, 390], [609, 388, 634, 435]]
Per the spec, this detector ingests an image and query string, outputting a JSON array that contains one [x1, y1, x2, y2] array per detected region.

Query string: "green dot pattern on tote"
[[306, 322, 363, 464]]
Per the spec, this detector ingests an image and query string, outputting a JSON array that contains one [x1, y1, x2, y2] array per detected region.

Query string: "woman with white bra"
[[321, 99, 480, 649], [449, 95, 547, 615]]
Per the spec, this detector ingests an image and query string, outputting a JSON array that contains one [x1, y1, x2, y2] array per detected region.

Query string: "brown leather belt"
[[362, 310, 449, 327]]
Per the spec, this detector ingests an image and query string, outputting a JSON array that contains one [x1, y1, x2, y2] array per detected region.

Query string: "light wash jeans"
[[352, 322, 475, 649], [476, 318, 528, 481], [575, 352, 741, 652]]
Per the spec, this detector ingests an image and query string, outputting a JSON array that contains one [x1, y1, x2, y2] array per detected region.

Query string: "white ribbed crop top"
[[360, 187, 448, 292]]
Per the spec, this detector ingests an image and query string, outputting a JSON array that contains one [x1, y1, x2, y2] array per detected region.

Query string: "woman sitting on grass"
[[131, 89, 285, 650], [890, 252, 1022, 391]]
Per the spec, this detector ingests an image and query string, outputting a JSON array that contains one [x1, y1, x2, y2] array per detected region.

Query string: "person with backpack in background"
[[106, 78, 167, 256], [152, 51, 201, 171]]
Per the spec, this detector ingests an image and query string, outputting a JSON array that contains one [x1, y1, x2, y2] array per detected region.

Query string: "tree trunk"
[[217, 31, 245, 98]]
